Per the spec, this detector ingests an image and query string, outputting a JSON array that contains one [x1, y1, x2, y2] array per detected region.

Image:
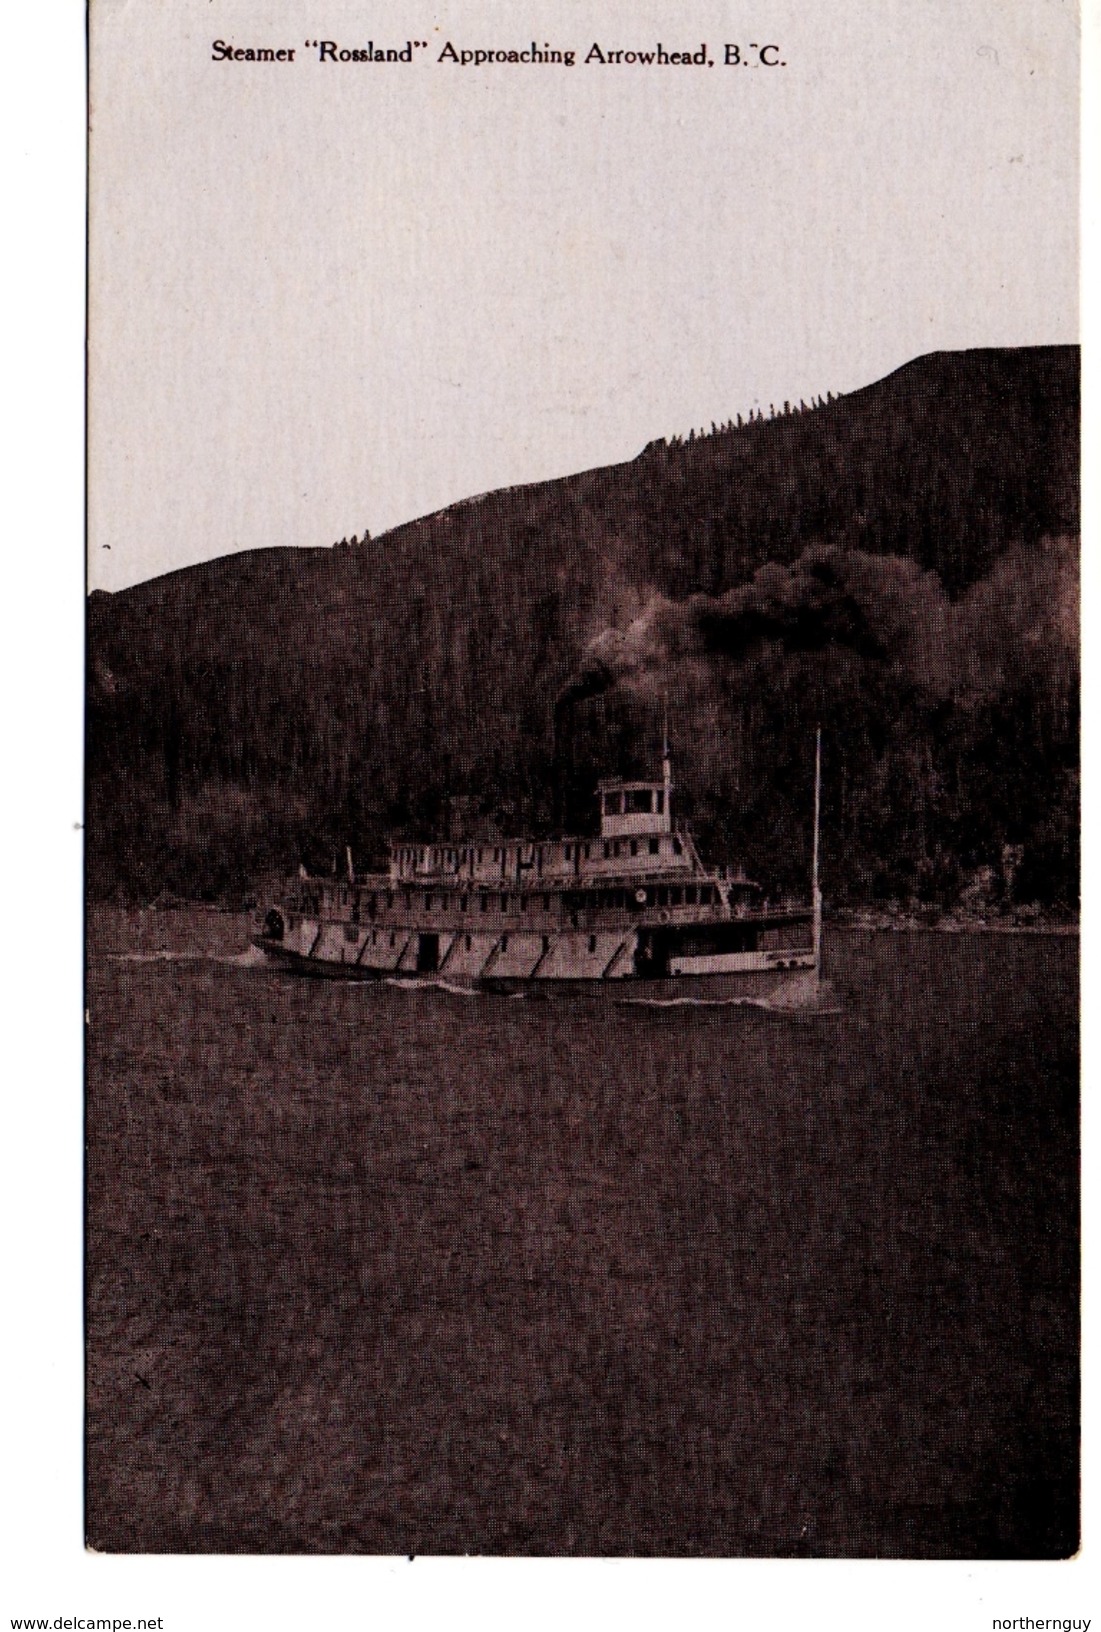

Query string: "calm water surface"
[[86, 912, 1078, 1556]]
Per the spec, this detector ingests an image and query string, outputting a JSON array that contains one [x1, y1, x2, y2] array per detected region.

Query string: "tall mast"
[[662, 694, 672, 820], [812, 728, 822, 971]]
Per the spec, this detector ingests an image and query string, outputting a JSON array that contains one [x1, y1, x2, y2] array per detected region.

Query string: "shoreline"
[[832, 912, 1078, 937]]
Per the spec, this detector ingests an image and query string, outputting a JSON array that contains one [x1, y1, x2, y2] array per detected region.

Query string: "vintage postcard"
[[83, 0, 1080, 1577]]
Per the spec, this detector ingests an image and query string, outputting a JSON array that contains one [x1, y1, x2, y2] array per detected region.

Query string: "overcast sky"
[[88, 0, 1079, 591]]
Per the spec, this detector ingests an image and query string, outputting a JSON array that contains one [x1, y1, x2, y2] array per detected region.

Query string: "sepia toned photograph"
[[84, 0, 1079, 1560]]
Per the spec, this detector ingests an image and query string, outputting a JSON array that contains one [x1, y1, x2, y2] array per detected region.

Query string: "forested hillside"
[[87, 345, 1079, 909]]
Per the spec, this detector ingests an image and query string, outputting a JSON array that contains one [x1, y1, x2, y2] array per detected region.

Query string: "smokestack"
[[554, 657, 616, 719]]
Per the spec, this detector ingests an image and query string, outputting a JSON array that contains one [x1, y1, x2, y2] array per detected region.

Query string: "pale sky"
[[88, 0, 1079, 590]]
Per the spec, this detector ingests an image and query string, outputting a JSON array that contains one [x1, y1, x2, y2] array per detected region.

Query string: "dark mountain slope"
[[87, 345, 1078, 905]]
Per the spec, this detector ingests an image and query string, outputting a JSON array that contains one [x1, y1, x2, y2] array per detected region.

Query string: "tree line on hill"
[[641, 387, 841, 454]]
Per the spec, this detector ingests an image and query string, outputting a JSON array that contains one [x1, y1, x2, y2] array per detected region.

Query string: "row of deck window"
[[391, 834, 682, 874], [333, 928, 609, 957], [306, 882, 722, 916]]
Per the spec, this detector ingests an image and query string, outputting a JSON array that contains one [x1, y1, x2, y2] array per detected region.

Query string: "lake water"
[[86, 911, 1078, 1556]]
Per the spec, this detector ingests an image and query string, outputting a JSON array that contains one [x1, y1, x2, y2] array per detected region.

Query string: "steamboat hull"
[[253, 933, 816, 997], [251, 938, 389, 979], [478, 964, 817, 1002]]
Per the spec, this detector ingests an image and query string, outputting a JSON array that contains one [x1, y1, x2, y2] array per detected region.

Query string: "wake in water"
[[382, 976, 482, 998], [215, 946, 269, 967], [620, 975, 841, 1015], [106, 956, 839, 1012], [108, 945, 268, 967]]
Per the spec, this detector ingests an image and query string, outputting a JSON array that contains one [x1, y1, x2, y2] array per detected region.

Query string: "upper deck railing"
[[387, 825, 703, 885]]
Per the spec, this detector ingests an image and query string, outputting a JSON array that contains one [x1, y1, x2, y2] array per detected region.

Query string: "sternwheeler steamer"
[[255, 736, 824, 1001]]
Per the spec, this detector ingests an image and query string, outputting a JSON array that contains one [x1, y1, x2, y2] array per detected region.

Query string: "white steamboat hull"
[[254, 921, 816, 996]]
